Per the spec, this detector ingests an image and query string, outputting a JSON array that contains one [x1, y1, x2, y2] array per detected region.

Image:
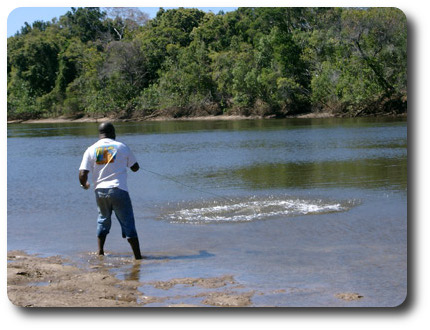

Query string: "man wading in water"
[[79, 122, 143, 259]]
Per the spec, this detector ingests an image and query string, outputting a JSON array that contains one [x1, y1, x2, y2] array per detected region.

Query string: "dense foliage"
[[7, 7, 407, 120]]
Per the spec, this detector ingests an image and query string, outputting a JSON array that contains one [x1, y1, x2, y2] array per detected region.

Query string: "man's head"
[[98, 122, 116, 140]]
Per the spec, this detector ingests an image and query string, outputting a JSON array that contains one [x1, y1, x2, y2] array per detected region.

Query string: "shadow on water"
[[99, 250, 215, 261], [143, 250, 215, 261], [126, 250, 215, 282]]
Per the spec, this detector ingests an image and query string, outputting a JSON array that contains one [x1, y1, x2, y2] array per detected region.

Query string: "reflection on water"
[[84, 250, 216, 282], [143, 250, 216, 260], [7, 117, 406, 138], [124, 263, 141, 282], [200, 157, 407, 191]]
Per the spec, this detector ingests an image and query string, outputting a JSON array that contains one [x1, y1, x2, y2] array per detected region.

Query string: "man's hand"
[[79, 170, 90, 189]]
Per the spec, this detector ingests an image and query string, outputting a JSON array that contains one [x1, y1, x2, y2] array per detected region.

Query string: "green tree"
[[140, 40, 217, 116], [306, 8, 406, 115], [149, 8, 205, 47], [7, 30, 59, 97], [60, 7, 107, 43], [341, 8, 407, 99]]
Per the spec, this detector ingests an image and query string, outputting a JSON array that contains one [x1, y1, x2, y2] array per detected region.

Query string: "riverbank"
[[6, 112, 339, 124], [7, 110, 408, 124]]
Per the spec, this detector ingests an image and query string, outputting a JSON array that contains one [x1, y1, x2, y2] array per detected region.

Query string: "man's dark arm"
[[130, 162, 140, 172], [79, 170, 90, 189]]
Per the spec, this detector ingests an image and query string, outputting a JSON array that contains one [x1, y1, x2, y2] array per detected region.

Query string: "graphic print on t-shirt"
[[95, 146, 116, 164]]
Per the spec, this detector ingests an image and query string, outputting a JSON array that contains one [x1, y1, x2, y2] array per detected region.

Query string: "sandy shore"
[[7, 251, 255, 307], [7, 250, 365, 307], [7, 116, 114, 124], [7, 113, 336, 124]]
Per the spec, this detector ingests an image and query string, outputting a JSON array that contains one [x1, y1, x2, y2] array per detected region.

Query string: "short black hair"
[[98, 122, 116, 138]]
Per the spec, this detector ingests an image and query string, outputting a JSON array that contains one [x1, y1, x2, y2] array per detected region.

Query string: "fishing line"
[[141, 167, 234, 203]]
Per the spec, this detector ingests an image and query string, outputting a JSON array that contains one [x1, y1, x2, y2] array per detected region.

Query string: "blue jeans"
[[95, 188, 138, 239]]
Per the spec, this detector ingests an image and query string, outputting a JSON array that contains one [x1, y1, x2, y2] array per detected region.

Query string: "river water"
[[7, 117, 407, 307]]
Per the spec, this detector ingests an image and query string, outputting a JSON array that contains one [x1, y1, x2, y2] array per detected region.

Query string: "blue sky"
[[7, 7, 238, 37]]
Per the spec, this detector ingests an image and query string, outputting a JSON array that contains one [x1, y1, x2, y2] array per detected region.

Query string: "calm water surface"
[[7, 118, 407, 307]]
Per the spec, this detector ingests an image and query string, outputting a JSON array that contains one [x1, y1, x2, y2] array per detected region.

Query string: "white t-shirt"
[[79, 138, 138, 191]]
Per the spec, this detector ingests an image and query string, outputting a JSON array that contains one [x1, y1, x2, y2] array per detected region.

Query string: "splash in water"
[[159, 195, 358, 224]]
